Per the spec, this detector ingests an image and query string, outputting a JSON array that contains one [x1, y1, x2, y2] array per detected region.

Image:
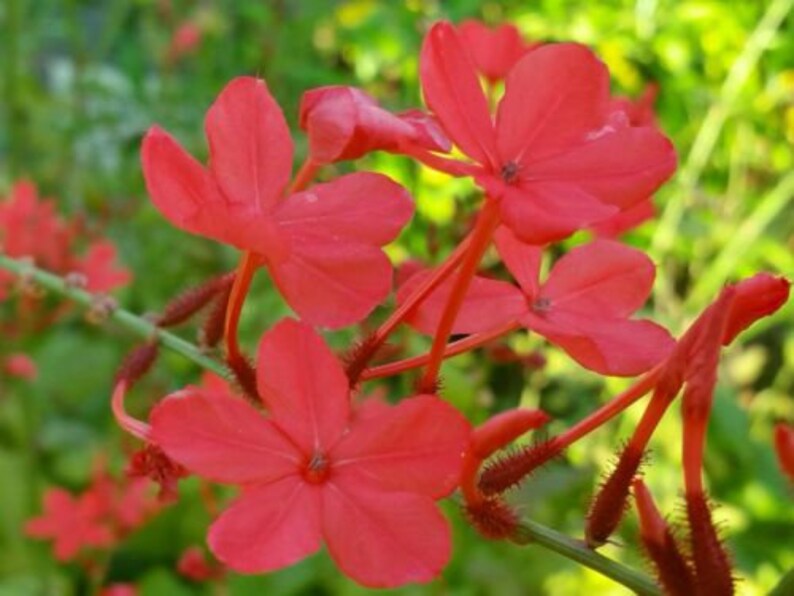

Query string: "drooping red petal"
[[498, 183, 617, 245], [322, 473, 451, 588], [208, 477, 322, 573], [722, 273, 790, 345], [420, 21, 498, 167], [528, 122, 677, 210], [493, 225, 542, 297], [525, 311, 675, 376], [495, 43, 610, 166], [399, 269, 525, 336], [541, 240, 655, 318], [255, 319, 350, 451], [331, 395, 471, 498], [456, 20, 534, 82], [150, 388, 301, 484], [204, 76, 292, 212]]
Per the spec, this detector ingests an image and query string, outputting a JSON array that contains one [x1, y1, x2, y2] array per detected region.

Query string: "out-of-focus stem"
[[0, 253, 227, 377]]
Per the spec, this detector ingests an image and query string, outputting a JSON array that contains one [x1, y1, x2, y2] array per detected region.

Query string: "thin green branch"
[[514, 517, 662, 596], [0, 253, 228, 378]]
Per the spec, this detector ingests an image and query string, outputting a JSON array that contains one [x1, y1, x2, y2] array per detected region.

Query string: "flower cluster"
[[14, 17, 788, 593]]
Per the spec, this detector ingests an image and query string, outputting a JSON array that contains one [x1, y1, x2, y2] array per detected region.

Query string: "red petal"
[[73, 241, 131, 292], [456, 20, 532, 82], [150, 389, 300, 484], [495, 43, 609, 165], [322, 473, 451, 588], [205, 77, 292, 212], [269, 173, 413, 328], [331, 395, 471, 498], [723, 273, 790, 345], [529, 123, 677, 210], [591, 198, 655, 238], [498, 183, 617, 245], [525, 311, 675, 376], [542, 240, 655, 318], [420, 22, 498, 167], [255, 319, 350, 451], [399, 269, 525, 336], [268, 239, 392, 329], [493, 225, 542, 297], [274, 172, 413, 246], [208, 477, 322, 573], [141, 126, 225, 235]]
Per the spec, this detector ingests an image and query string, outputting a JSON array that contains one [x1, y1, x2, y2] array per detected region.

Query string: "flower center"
[[500, 161, 520, 184], [532, 297, 551, 313], [302, 450, 331, 484]]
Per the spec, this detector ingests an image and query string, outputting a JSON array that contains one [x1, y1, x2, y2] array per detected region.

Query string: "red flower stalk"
[[774, 423, 794, 483], [404, 232, 674, 376], [142, 77, 414, 329], [299, 85, 449, 165], [460, 409, 549, 540], [150, 319, 471, 587], [632, 479, 695, 596], [417, 22, 677, 245]]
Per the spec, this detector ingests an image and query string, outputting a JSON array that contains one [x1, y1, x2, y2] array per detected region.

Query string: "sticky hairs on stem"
[[344, 332, 382, 387], [585, 445, 651, 548], [478, 438, 562, 496], [155, 273, 234, 328], [199, 283, 233, 349], [685, 491, 735, 595]]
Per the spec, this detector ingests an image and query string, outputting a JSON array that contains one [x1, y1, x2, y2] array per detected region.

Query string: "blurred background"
[[1, 0, 792, 594]]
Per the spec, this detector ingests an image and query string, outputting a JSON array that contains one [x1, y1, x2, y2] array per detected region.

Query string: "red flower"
[[142, 77, 414, 328], [455, 20, 537, 83], [25, 488, 113, 561], [0, 180, 130, 297], [168, 21, 202, 62], [299, 86, 449, 164], [72, 240, 132, 292], [418, 22, 677, 245], [150, 319, 471, 587], [402, 230, 674, 376], [2, 353, 37, 380]]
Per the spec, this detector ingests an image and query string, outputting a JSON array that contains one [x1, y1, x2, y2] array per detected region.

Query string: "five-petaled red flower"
[[150, 319, 471, 587], [142, 77, 414, 328], [402, 230, 674, 376], [417, 22, 677, 245]]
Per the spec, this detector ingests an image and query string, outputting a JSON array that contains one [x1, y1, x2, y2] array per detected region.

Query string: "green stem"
[[515, 518, 662, 596], [0, 253, 228, 378]]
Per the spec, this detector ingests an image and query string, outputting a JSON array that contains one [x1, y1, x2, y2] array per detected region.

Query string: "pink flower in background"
[[2, 353, 37, 380], [151, 319, 471, 587]]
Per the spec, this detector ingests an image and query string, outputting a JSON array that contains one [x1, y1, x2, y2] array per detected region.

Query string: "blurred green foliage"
[[1, 0, 792, 594]]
